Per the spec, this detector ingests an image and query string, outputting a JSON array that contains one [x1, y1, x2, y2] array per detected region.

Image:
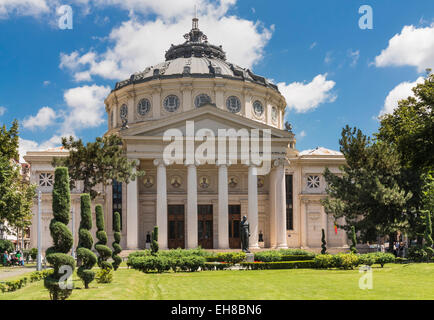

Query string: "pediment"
[[121, 105, 291, 139]]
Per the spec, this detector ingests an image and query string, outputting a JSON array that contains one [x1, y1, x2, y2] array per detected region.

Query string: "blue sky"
[[0, 0, 433, 161]]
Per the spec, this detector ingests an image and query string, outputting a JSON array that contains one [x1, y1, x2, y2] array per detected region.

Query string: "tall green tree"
[[0, 121, 35, 233], [322, 126, 411, 244], [53, 134, 142, 200], [111, 212, 122, 270], [95, 204, 112, 270]]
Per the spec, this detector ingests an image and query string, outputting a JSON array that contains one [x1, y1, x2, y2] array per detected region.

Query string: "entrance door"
[[198, 205, 213, 249], [228, 205, 241, 249], [168, 205, 185, 249]]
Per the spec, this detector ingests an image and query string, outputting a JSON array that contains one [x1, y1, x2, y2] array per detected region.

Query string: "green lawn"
[[1, 263, 433, 300]]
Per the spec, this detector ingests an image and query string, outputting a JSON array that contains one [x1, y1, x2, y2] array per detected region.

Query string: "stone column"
[[248, 165, 260, 249], [154, 159, 168, 249], [151, 86, 161, 119], [217, 163, 229, 249], [126, 160, 139, 249], [301, 199, 308, 248], [268, 168, 277, 248], [186, 164, 198, 248], [275, 161, 288, 248]]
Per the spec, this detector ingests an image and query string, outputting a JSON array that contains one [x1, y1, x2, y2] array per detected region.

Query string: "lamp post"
[[37, 189, 42, 271]]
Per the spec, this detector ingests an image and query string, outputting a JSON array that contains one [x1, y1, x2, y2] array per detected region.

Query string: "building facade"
[[25, 19, 348, 252]]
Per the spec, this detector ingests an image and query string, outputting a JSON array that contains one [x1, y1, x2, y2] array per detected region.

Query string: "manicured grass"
[[1, 263, 433, 300]]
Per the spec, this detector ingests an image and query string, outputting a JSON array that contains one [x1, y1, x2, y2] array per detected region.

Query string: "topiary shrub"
[[314, 254, 334, 268], [112, 211, 122, 270], [94, 205, 113, 275], [358, 253, 376, 266], [321, 228, 327, 254], [151, 226, 159, 255], [332, 253, 359, 270], [372, 252, 395, 267], [43, 167, 75, 300], [29, 248, 38, 261], [350, 226, 358, 254], [76, 194, 97, 289]]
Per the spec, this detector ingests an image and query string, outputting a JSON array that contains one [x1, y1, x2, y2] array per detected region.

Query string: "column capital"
[[153, 158, 166, 167], [273, 158, 288, 168], [216, 160, 230, 167], [184, 159, 200, 167]]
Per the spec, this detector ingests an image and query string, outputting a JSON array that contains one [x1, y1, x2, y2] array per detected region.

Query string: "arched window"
[[226, 96, 241, 113]]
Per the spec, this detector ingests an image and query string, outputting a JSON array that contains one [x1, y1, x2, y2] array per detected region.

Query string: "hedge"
[[206, 252, 246, 264], [129, 255, 206, 273], [0, 269, 53, 293], [240, 260, 316, 270]]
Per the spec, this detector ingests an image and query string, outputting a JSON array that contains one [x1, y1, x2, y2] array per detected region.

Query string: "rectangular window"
[[112, 180, 122, 230], [285, 175, 293, 230]]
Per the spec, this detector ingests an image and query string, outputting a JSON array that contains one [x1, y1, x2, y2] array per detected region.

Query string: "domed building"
[[25, 18, 348, 252]]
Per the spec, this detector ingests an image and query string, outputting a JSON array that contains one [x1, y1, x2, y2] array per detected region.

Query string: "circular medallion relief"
[[163, 95, 180, 112], [253, 100, 264, 117], [170, 175, 182, 188], [143, 176, 154, 188], [228, 176, 239, 188], [226, 96, 241, 113], [195, 94, 212, 108], [120, 104, 128, 120], [199, 176, 210, 189], [137, 98, 151, 116]]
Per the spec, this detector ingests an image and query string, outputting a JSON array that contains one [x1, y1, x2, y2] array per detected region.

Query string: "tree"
[[321, 229, 327, 254], [377, 74, 434, 243], [322, 126, 411, 244], [95, 204, 112, 270], [53, 134, 143, 200], [76, 194, 97, 289], [111, 212, 122, 270], [0, 121, 35, 233], [423, 211, 433, 260], [44, 167, 75, 300]]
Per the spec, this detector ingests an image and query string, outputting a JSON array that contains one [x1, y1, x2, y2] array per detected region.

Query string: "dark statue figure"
[[240, 215, 250, 253]]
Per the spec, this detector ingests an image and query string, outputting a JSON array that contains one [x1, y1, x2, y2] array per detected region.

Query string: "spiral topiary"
[[321, 228, 327, 254], [151, 226, 159, 255], [76, 194, 97, 289], [94, 204, 113, 271], [111, 212, 122, 270], [44, 167, 75, 300]]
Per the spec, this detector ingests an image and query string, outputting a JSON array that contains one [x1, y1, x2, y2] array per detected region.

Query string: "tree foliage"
[[322, 126, 411, 239], [53, 134, 143, 199], [95, 204, 113, 271], [0, 121, 35, 232]]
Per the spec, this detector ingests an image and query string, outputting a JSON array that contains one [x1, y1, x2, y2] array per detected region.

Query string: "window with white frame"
[[307, 175, 320, 189], [39, 173, 54, 187]]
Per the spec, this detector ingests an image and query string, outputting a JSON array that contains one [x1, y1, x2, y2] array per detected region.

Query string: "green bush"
[[96, 268, 113, 283], [30, 248, 38, 260], [332, 253, 359, 270], [241, 260, 315, 270], [128, 254, 206, 273], [350, 226, 358, 254], [112, 211, 122, 270], [151, 226, 159, 255], [44, 167, 75, 301], [95, 204, 113, 272], [281, 255, 314, 261], [314, 254, 334, 268], [372, 252, 395, 267], [408, 246, 428, 262], [254, 251, 281, 262], [76, 194, 97, 289], [277, 249, 314, 256], [212, 252, 246, 264], [358, 253, 376, 266]]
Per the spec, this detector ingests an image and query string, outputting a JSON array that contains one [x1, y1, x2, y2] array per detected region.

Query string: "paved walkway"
[[0, 266, 37, 280]]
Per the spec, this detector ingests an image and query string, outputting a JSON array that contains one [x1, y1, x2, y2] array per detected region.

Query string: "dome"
[[113, 18, 279, 93]]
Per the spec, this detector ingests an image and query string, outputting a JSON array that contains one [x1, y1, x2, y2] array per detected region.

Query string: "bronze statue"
[[240, 215, 250, 253]]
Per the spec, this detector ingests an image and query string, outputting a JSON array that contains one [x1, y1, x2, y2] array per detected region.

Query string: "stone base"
[[245, 253, 254, 263]]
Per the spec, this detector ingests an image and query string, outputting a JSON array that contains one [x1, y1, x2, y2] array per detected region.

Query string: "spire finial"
[[192, 5, 198, 29]]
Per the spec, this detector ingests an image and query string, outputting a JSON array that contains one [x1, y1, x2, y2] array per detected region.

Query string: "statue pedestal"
[[246, 253, 254, 263]]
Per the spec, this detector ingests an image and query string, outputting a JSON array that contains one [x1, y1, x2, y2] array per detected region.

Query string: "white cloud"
[[43, 80, 50, 86], [278, 74, 337, 113], [22, 106, 57, 130], [59, 1, 273, 81], [379, 77, 425, 116], [375, 25, 434, 72], [0, 0, 50, 18], [19, 135, 62, 162], [0, 106, 6, 116], [62, 84, 111, 131], [309, 42, 317, 50], [299, 130, 306, 138]]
